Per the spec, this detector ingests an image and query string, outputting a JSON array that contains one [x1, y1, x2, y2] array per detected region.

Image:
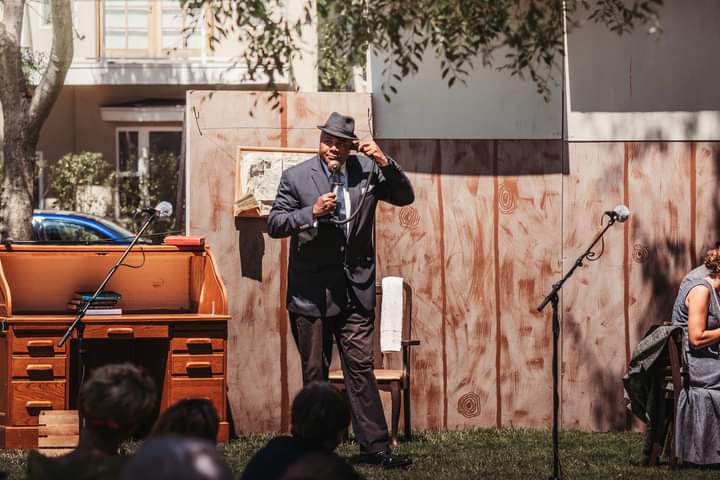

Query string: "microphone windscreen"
[[155, 201, 173, 219], [614, 204, 630, 222]]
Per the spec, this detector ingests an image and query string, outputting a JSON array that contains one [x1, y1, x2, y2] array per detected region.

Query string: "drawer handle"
[[186, 361, 212, 370], [27, 340, 53, 348], [26, 401, 52, 409], [186, 338, 212, 346], [107, 328, 134, 336], [26, 364, 53, 373]]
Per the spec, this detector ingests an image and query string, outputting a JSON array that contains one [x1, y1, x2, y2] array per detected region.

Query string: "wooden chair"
[[328, 280, 419, 446], [648, 328, 684, 468]]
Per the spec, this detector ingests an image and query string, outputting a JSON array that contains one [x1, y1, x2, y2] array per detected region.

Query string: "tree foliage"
[[50, 151, 112, 211], [187, 0, 662, 101]]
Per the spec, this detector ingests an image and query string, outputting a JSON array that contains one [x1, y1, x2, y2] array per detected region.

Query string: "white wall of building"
[[566, 0, 720, 141], [370, 49, 562, 140], [369, 0, 720, 141]]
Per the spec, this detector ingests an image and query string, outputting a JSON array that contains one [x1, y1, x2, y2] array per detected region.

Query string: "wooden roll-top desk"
[[0, 244, 231, 448]]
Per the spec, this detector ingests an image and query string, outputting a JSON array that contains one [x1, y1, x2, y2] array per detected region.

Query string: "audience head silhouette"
[[150, 398, 219, 444], [279, 451, 365, 480], [122, 435, 232, 480], [291, 381, 350, 450], [79, 362, 157, 451]]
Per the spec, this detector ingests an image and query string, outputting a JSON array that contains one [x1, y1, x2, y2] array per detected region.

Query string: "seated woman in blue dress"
[[672, 248, 720, 465]]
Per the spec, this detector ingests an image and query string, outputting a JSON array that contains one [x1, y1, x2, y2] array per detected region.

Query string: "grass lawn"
[[2, 429, 718, 479]]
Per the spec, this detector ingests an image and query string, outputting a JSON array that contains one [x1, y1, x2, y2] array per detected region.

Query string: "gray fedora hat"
[[317, 112, 358, 140]]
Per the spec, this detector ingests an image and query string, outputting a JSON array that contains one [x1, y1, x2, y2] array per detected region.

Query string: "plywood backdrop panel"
[[496, 140, 562, 428], [376, 139, 446, 431], [626, 143, 693, 351], [187, 91, 372, 434], [187, 89, 714, 434], [561, 143, 627, 430], [439, 140, 498, 429], [694, 143, 720, 262]]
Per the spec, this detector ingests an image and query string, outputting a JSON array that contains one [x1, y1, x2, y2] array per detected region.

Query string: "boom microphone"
[[137, 201, 174, 219], [605, 204, 630, 223]]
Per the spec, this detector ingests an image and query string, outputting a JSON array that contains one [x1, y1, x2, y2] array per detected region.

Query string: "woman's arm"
[[687, 285, 720, 349]]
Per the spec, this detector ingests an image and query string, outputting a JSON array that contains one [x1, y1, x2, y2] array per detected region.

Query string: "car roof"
[[33, 210, 135, 240]]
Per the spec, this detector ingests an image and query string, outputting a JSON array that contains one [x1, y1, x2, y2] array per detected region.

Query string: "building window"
[[115, 127, 183, 228], [103, 0, 205, 58]]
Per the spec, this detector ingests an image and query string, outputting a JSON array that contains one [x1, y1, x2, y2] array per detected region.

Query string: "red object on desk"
[[163, 235, 205, 247]]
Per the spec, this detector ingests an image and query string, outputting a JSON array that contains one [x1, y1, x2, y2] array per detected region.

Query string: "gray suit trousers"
[[289, 309, 390, 454]]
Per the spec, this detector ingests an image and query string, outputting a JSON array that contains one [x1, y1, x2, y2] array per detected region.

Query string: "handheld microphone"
[[137, 201, 174, 219], [327, 160, 341, 174], [604, 204, 630, 223]]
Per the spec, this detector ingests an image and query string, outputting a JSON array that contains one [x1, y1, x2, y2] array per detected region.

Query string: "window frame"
[[100, 0, 209, 59]]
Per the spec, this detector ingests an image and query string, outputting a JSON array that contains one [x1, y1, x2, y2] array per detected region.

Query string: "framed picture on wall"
[[234, 146, 316, 217]]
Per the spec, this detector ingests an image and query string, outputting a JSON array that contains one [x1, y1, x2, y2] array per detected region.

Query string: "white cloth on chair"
[[380, 276, 403, 352]]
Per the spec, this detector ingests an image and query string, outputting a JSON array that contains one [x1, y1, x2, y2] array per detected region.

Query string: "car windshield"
[[94, 217, 135, 241]]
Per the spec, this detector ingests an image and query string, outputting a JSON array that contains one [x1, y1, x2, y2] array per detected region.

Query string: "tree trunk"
[[1, 118, 35, 239], [0, 0, 73, 239]]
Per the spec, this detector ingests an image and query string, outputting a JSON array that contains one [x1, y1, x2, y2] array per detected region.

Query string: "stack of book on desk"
[[67, 291, 122, 315]]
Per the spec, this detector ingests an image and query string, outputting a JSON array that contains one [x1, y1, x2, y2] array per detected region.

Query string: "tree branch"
[[28, 0, 73, 133]]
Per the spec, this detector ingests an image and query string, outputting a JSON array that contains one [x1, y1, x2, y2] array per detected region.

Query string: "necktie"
[[334, 172, 346, 221]]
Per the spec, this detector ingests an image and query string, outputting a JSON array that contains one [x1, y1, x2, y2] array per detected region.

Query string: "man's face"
[[319, 132, 353, 166]]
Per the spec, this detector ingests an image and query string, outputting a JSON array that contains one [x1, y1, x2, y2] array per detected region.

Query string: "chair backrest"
[[372, 280, 412, 370]]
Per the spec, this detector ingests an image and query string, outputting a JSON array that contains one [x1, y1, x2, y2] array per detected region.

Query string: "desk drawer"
[[171, 354, 224, 377], [10, 381, 65, 426], [169, 378, 225, 418], [13, 337, 66, 356], [171, 337, 224, 354], [11, 357, 66, 380], [84, 325, 169, 339]]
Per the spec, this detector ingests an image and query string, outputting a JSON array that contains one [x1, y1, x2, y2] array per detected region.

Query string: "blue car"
[[32, 210, 136, 244]]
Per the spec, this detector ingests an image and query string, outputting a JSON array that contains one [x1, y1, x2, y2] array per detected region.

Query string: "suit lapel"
[[310, 155, 331, 197]]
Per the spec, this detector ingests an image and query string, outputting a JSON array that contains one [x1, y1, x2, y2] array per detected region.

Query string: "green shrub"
[[50, 151, 113, 211]]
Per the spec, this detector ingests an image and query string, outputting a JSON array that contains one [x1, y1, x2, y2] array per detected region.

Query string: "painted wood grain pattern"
[[561, 143, 627, 430], [626, 143, 693, 351], [376, 139, 446, 431], [188, 91, 284, 433], [439, 140, 497, 428], [496, 140, 562, 428], [187, 91, 373, 434], [694, 143, 720, 262]]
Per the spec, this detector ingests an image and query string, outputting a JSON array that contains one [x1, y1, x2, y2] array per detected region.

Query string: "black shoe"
[[357, 450, 412, 469]]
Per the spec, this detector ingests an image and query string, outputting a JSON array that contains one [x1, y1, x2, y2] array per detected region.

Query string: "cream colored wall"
[[21, 1, 319, 91], [37, 85, 192, 168]]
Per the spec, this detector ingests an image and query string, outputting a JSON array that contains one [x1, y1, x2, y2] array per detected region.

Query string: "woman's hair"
[[290, 382, 350, 448], [78, 363, 157, 437], [704, 248, 720, 275], [150, 398, 220, 444]]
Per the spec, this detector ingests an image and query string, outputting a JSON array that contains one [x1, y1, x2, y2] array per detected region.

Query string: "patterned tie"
[[334, 172, 346, 221]]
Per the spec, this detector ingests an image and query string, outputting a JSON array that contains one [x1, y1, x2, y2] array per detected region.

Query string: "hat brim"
[[317, 125, 358, 140]]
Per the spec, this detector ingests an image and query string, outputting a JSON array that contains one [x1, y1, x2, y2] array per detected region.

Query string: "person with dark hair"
[[279, 452, 365, 480], [241, 382, 360, 480], [672, 248, 720, 464], [27, 363, 158, 480], [267, 112, 414, 469], [150, 398, 220, 444], [121, 435, 232, 480]]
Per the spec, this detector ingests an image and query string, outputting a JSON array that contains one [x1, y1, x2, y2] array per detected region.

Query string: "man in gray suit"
[[268, 112, 414, 468]]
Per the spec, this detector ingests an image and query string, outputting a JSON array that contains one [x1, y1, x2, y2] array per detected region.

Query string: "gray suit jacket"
[[267, 153, 414, 317]]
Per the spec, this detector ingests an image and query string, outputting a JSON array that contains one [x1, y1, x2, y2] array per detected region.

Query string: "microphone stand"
[[537, 215, 620, 480], [58, 210, 159, 408]]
